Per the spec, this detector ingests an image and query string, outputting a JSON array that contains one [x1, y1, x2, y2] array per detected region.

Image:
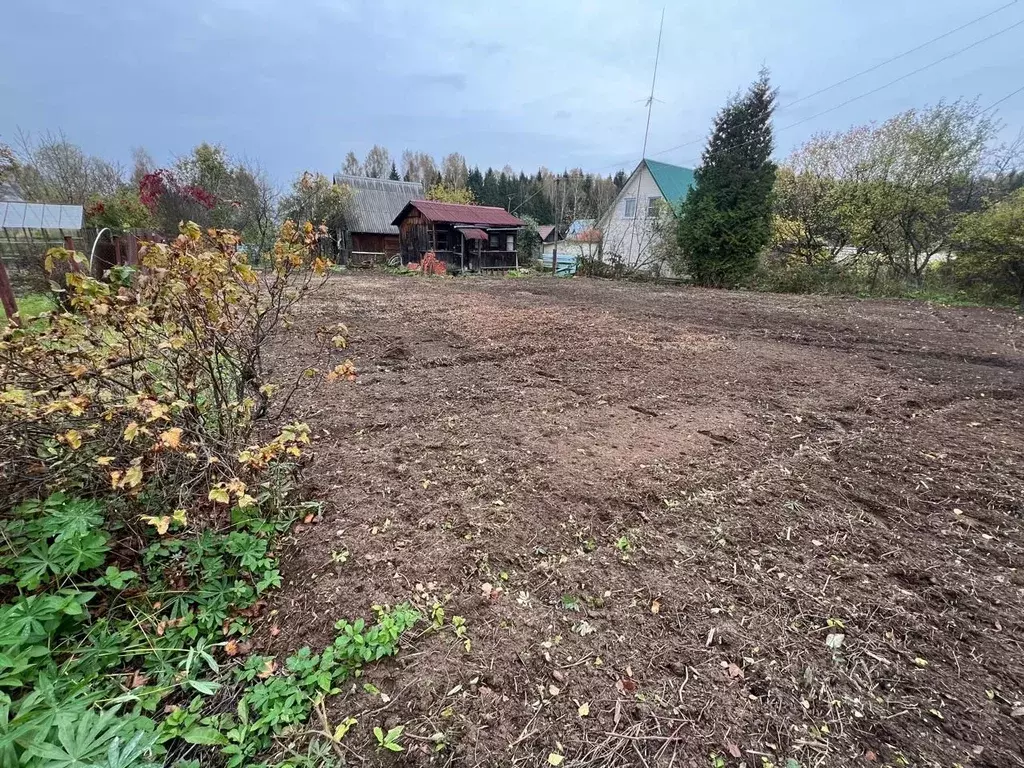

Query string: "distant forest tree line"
[[5, 84, 1024, 306], [341, 145, 627, 227], [0, 133, 627, 254]]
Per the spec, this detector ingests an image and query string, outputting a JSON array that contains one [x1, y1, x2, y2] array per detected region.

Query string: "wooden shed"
[[333, 174, 424, 266], [391, 201, 525, 272]]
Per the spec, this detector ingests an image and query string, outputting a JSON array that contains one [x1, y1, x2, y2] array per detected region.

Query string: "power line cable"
[[668, 16, 1024, 164], [982, 83, 1024, 112], [782, 0, 1018, 110], [667, 16, 1024, 167], [595, 1, 1022, 172]]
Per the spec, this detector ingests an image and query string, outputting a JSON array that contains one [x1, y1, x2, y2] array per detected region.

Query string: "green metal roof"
[[644, 159, 695, 206]]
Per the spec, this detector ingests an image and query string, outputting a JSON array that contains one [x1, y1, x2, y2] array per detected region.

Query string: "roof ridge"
[[642, 159, 696, 206], [421, 200, 508, 210], [335, 174, 423, 189], [395, 200, 525, 227], [643, 157, 691, 171]]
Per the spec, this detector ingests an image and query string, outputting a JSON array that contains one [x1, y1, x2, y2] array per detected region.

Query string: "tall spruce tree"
[[481, 168, 498, 206], [388, 162, 400, 181], [676, 70, 777, 286], [467, 167, 484, 202]]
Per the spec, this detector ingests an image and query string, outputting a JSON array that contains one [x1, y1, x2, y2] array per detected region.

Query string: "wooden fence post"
[[0, 258, 20, 326], [126, 233, 138, 266], [63, 235, 81, 274]]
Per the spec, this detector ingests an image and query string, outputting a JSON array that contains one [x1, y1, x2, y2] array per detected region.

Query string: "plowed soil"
[[264, 274, 1024, 768]]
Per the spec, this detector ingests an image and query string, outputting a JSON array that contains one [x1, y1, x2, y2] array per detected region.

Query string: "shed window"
[[622, 197, 637, 218], [506, 234, 514, 252], [489, 233, 499, 249], [647, 197, 662, 218]]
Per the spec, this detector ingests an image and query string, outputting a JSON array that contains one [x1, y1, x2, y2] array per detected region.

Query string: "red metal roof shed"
[[391, 200, 525, 227]]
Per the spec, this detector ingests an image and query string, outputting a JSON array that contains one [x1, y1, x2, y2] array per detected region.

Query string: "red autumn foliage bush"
[[139, 170, 218, 213], [421, 252, 447, 276]]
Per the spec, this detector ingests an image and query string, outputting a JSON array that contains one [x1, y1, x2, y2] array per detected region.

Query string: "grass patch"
[[1, 292, 54, 321], [746, 263, 1019, 308]]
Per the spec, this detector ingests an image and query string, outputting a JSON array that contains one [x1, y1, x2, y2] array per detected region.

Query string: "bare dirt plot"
[[264, 274, 1024, 767]]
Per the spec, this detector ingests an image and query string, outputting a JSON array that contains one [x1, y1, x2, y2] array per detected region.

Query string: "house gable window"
[[622, 197, 637, 219], [647, 196, 662, 218]]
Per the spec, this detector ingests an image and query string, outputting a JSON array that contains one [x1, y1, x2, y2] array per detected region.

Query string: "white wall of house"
[[597, 163, 667, 272]]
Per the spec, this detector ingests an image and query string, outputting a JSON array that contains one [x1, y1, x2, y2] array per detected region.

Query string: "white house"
[[596, 159, 694, 273]]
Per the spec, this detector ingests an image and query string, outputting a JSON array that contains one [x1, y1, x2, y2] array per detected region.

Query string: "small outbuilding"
[[391, 201, 525, 272], [537, 224, 558, 245], [333, 174, 424, 265]]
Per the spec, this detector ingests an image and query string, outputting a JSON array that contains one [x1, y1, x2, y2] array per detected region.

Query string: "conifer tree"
[[677, 70, 777, 286]]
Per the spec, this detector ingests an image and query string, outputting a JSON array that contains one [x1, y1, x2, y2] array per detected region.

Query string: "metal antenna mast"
[[641, 7, 666, 161], [627, 7, 665, 271]]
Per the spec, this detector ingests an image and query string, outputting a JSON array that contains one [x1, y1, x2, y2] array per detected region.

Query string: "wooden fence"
[[89, 230, 166, 275]]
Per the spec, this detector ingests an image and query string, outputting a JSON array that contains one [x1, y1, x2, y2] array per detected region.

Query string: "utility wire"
[[666, 16, 1024, 164], [535, 86, 1024, 220], [596, 1, 1022, 172], [649, 16, 1024, 171], [782, 0, 1018, 110], [982, 83, 1024, 112]]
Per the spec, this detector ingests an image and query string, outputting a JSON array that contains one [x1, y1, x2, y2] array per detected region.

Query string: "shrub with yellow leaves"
[[0, 221, 348, 519]]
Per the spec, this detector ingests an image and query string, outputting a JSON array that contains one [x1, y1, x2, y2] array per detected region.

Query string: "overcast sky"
[[2, 0, 1022, 183]]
